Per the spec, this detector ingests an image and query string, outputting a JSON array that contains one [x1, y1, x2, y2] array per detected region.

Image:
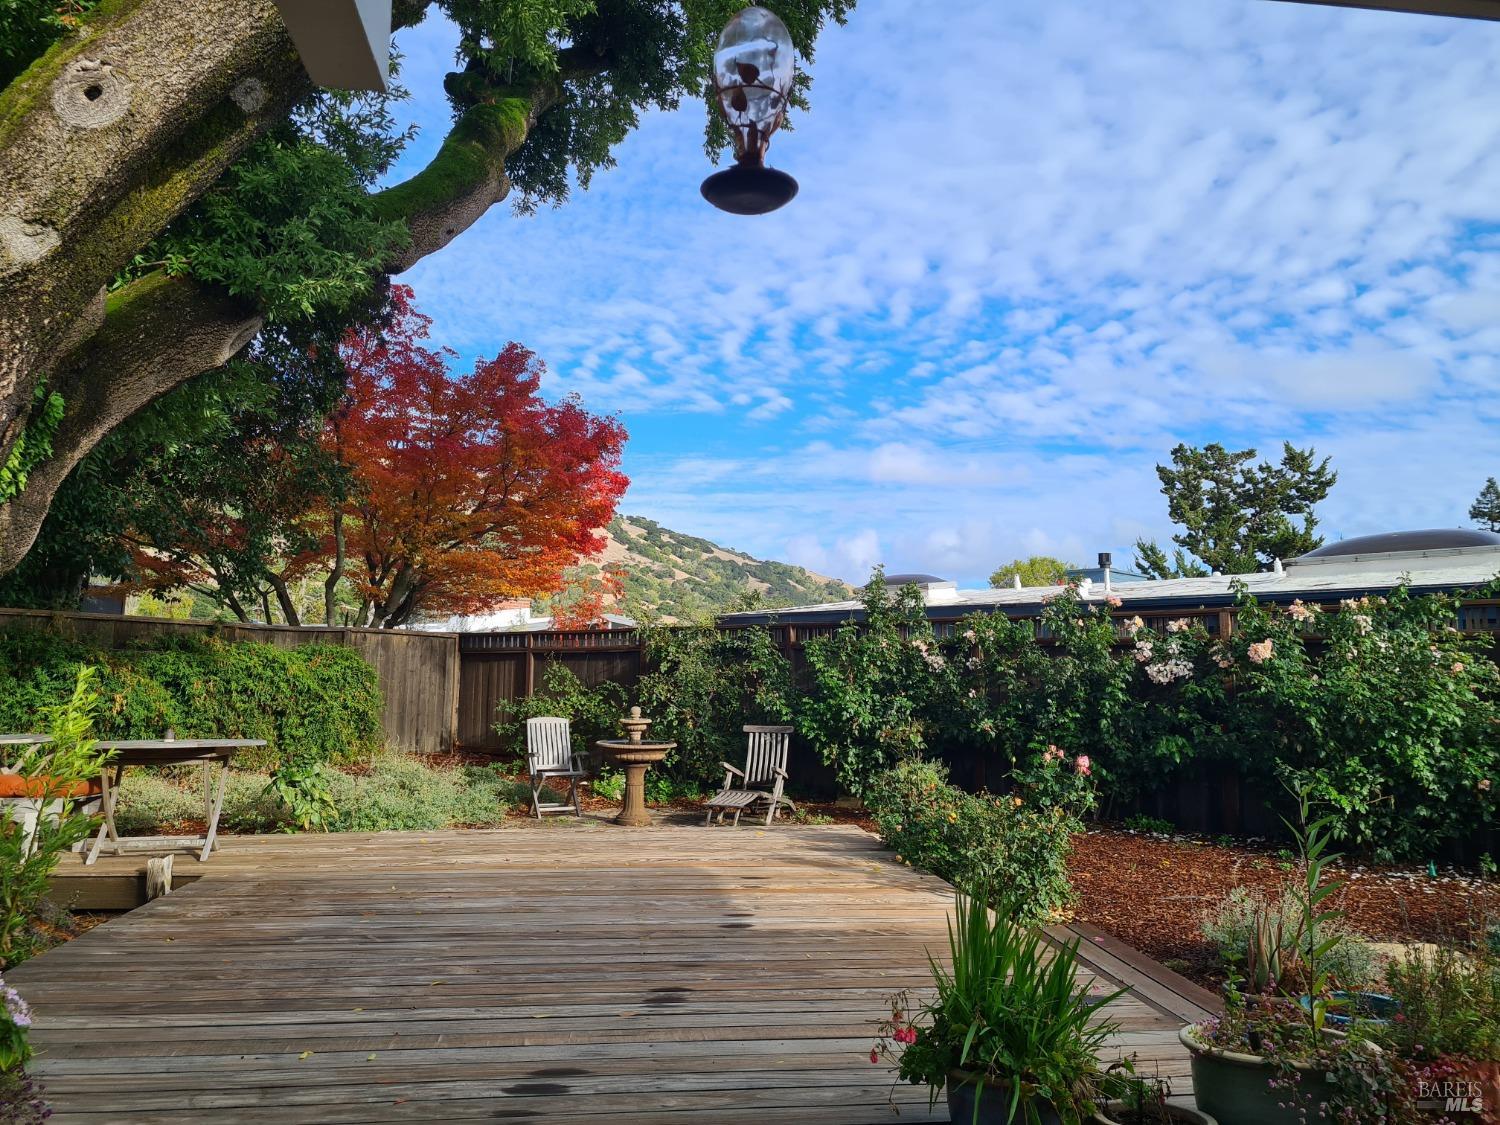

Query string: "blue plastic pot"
[[1296, 991, 1398, 1029]]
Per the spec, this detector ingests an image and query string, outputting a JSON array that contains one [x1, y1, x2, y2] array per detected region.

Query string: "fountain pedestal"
[[594, 707, 677, 827]]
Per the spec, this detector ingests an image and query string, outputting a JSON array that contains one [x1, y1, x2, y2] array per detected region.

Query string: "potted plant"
[[873, 886, 1191, 1124], [1180, 786, 1415, 1124]]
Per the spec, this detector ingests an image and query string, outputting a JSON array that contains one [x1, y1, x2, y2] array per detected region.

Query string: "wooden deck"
[[13, 823, 1199, 1122]]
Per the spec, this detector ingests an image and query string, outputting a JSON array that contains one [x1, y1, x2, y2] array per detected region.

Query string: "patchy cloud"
[[389, 0, 1500, 586]]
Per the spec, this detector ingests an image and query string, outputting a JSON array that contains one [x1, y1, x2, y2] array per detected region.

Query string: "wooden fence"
[[0, 608, 460, 754]]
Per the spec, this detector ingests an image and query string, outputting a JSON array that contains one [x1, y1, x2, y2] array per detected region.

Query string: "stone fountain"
[[595, 707, 677, 827]]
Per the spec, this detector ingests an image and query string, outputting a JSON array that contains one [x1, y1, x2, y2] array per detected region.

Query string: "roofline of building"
[[1273, 0, 1500, 19], [716, 577, 1492, 628]]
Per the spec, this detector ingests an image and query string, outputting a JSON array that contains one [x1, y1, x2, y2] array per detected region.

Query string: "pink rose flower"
[[1075, 755, 1091, 777]]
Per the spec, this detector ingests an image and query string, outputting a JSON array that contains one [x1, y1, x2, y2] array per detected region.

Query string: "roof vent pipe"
[[1012, 574, 1022, 590], [1099, 551, 1113, 596], [1272, 558, 1284, 575]]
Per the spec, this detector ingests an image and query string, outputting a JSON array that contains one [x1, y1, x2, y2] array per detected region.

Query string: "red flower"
[[870, 1048, 880, 1064]]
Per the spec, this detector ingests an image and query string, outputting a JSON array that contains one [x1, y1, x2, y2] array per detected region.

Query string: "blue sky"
[[386, 1, 1500, 588]]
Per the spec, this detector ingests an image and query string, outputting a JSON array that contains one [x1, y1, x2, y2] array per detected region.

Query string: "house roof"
[[717, 541, 1500, 626], [1275, 0, 1500, 19]]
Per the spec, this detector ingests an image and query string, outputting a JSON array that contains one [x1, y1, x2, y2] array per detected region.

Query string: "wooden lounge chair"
[[704, 725, 795, 827], [526, 716, 584, 819]]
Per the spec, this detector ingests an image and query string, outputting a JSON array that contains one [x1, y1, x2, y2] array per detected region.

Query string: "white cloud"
[[387, 0, 1500, 587]]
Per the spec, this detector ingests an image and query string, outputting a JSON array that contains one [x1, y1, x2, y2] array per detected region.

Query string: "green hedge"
[[864, 759, 1077, 924], [0, 627, 383, 767]]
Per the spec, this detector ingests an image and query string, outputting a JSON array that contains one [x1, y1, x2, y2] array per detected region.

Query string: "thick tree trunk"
[[0, 0, 308, 447], [268, 572, 301, 626]]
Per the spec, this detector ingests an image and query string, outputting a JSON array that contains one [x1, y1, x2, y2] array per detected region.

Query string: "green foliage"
[[0, 313, 362, 614], [460, 0, 855, 212], [1471, 476, 1500, 533], [266, 759, 338, 832], [1122, 814, 1173, 835], [798, 572, 942, 794], [1133, 442, 1337, 578], [0, 383, 63, 505], [796, 571, 1500, 861], [636, 622, 793, 785], [987, 555, 1074, 589], [864, 759, 1078, 925], [1198, 796, 1418, 1122], [494, 661, 628, 764], [154, 133, 409, 321], [112, 755, 516, 836], [0, 629, 384, 770], [0, 666, 112, 969], [874, 887, 1126, 1123], [591, 767, 701, 804], [322, 756, 515, 831], [1380, 945, 1500, 1062], [0, 0, 94, 87], [1200, 886, 1375, 992], [112, 768, 291, 835]]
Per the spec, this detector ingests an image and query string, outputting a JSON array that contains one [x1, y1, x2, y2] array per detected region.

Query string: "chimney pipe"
[[1098, 551, 1113, 596]]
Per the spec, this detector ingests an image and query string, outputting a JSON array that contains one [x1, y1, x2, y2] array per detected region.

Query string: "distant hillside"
[[540, 516, 853, 625]]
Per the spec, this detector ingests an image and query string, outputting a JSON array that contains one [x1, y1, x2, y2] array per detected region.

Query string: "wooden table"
[[86, 739, 265, 865]]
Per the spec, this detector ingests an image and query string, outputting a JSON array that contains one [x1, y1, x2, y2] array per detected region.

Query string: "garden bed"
[[1070, 826, 1500, 988]]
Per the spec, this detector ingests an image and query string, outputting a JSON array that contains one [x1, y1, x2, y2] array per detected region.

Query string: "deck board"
[[14, 823, 1195, 1122]]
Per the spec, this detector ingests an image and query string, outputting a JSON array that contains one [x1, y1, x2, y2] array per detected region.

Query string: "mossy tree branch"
[[0, 0, 311, 440], [0, 69, 559, 575], [0, 272, 264, 573]]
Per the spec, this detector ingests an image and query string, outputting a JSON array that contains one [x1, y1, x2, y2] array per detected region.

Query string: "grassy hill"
[[541, 516, 853, 625]]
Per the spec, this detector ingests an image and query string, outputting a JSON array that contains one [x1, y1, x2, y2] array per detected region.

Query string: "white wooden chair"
[[526, 716, 584, 819], [704, 725, 795, 827]]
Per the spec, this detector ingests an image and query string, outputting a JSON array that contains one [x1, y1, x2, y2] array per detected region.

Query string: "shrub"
[[494, 662, 627, 767], [113, 755, 517, 835], [0, 666, 112, 968], [325, 756, 514, 832], [0, 628, 384, 769], [1200, 885, 1376, 990], [636, 623, 793, 786], [799, 575, 946, 794], [1381, 945, 1500, 1062], [864, 759, 1077, 923], [113, 769, 292, 835]]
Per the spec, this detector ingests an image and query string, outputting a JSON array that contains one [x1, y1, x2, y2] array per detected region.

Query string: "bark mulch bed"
[[1069, 826, 1500, 989]]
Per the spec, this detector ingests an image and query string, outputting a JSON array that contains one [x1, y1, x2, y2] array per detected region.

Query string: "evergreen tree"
[[1133, 442, 1336, 579], [1470, 478, 1500, 533]]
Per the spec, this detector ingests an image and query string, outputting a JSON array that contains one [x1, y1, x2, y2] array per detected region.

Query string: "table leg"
[[85, 763, 124, 866], [613, 762, 653, 827], [199, 759, 230, 862]]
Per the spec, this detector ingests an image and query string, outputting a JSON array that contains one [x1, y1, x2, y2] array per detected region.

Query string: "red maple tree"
[[331, 287, 628, 628]]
